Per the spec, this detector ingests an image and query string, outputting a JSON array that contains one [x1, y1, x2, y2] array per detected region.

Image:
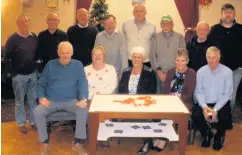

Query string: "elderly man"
[[34, 41, 89, 155], [209, 3, 242, 112], [68, 8, 98, 66], [95, 14, 128, 76], [3, 14, 38, 133], [38, 13, 68, 70], [122, 3, 155, 68], [192, 46, 233, 151], [187, 21, 218, 71], [150, 15, 185, 93]]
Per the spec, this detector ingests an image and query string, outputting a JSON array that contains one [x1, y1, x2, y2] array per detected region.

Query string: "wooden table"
[[88, 95, 189, 155]]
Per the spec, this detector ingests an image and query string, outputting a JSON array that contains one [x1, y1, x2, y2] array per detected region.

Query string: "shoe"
[[213, 136, 224, 151], [19, 125, 28, 134], [201, 131, 213, 148], [72, 142, 88, 155], [152, 139, 167, 152], [40, 143, 50, 155], [31, 124, 37, 129], [137, 141, 150, 155]]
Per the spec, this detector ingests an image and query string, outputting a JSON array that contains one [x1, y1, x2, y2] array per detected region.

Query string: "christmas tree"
[[89, 0, 109, 31]]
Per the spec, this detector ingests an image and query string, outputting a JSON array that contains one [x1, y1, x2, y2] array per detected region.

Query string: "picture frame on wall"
[[132, 0, 145, 5], [46, 0, 58, 9]]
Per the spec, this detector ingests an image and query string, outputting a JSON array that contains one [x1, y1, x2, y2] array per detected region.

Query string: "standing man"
[[38, 13, 68, 70], [192, 47, 233, 151], [209, 3, 242, 112], [187, 21, 218, 71], [150, 15, 185, 93], [68, 8, 98, 66], [95, 14, 128, 76], [122, 3, 155, 68], [3, 14, 38, 133]]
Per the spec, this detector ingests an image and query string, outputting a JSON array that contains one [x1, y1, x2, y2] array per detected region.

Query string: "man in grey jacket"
[[150, 15, 185, 93]]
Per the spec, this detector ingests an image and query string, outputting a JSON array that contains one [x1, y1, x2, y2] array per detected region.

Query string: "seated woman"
[[118, 46, 159, 155], [163, 48, 196, 111], [85, 46, 118, 100]]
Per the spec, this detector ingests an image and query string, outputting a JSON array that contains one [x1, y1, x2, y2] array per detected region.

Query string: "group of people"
[[3, 2, 242, 155]]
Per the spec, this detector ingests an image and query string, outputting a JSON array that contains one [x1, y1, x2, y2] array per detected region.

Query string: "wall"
[[1, 0, 22, 45], [102, 0, 242, 35], [1, 0, 76, 45], [2, 0, 242, 45], [23, 0, 76, 34]]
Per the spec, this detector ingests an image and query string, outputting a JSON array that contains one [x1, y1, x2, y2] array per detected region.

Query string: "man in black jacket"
[[209, 3, 242, 113], [187, 21, 218, 71], [38, 13, 68, 70], [67, 8, 98, 66]]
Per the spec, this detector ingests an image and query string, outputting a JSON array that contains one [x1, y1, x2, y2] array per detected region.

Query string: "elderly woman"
[[118, 46, 158, 155], [163, 48, 196, 111], [85, 46, 118, 100]]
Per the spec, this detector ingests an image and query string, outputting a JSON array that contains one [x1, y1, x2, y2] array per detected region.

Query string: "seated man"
[[192, 46, 233, 151], [34, 41, 89, 155]]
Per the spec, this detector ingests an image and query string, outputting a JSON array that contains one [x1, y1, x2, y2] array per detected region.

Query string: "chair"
[[46, 111, 76, 139]]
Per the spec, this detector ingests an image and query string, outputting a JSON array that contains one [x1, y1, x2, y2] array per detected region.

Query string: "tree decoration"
[[199, 0, 212, 10]]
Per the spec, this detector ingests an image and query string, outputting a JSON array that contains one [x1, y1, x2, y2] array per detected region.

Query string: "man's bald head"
[[133, 3, 146, 22], [46, 13, 60, 31], [76, 8, 90, 26]]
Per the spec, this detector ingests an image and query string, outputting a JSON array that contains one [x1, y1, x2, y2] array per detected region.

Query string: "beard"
[[222, 17, 234, 24]]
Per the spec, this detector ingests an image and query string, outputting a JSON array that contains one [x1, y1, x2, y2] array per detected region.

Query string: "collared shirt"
[[78, 23, 88, 28], [17, 32, 33, 37], [194, 64, 233, 111], [95, 30, 128, 75], [122, 19, 156, 62]]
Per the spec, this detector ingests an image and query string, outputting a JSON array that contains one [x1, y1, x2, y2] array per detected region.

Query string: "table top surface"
[[89, 94, 189, 114]]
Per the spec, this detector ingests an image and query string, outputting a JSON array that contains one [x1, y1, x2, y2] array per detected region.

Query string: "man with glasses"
[[38, 13, 68, 70], [209, 3, 242, 115]]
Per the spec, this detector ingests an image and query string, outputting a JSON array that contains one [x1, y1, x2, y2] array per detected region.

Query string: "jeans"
[[155, 72, 164, 94], [34, 99, 88, 142], [12, 72, 37, 126], [231, 68, 242, 112]]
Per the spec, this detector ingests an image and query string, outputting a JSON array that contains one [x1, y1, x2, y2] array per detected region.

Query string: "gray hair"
[[131, 46, 145, 57], [206, 46, 221, 57], [58, 41, 73, 53], [133, 3, 146, 11], [196, 21, 210, 29], [175, 48, 189, 61], [16, 14, 30, 23]]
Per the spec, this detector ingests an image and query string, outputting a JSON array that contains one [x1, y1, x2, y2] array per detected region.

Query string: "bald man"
[[67, 8, 98, 66], [122, 3, 156, 68], [38, 13, 68, 70], [187, 21, 219, 71], [3, 14, 38, 133], [34, 41, 89, 155]]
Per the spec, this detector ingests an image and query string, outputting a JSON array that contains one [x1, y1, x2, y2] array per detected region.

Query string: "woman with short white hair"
[[118, 46, 157, 154]]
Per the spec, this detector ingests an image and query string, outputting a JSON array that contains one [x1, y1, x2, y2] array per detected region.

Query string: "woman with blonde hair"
[[85, 46, 118, 100]]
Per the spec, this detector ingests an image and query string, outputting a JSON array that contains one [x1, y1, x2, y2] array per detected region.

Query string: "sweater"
[[3, 32, 38, 76], [37, 59, 88, 102], [38, 29, 68, 68], [163, 68, 196, 110], [85, 64, 118, 100], [209, 22, 242, 70], [67, 25, 98, 66]]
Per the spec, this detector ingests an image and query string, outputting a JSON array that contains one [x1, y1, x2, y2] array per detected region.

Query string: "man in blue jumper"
[[34, 41, 89, 155]]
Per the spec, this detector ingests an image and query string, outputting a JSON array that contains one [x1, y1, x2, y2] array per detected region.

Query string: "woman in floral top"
[[85, 46, 118, 100], [164, 48, 196, 111]]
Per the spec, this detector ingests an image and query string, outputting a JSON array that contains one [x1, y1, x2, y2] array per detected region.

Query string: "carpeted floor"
[[1, 99, 242, 124]]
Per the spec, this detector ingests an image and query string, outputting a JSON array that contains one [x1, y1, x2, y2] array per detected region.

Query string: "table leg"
[[178, 115, 188, 155], [88, 113, 99, 155]]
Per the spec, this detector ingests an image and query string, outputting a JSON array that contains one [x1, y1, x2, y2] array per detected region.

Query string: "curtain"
[[76, 0, 92, 11], [174, 0, 199, 43]]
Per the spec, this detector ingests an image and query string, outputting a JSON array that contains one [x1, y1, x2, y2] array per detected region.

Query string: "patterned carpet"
[[1, 99, 242, 124]]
